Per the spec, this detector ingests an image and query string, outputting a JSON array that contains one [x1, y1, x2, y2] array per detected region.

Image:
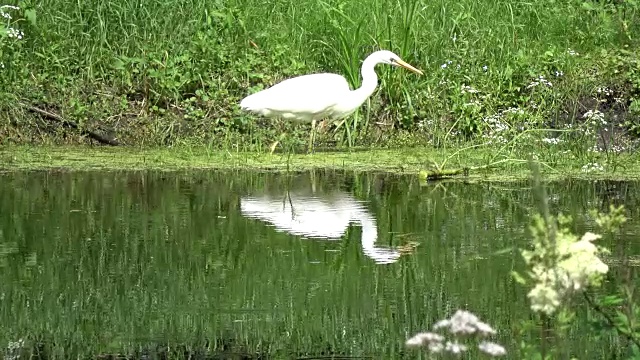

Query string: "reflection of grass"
[[2, 145, 640, 181], [1, 166, 636, 358]]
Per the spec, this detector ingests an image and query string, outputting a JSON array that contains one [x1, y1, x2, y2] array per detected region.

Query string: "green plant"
[[0, 0, 638, 151]]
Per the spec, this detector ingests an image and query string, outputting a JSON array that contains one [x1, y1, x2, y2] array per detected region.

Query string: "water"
[[0, 170, 639, 359]]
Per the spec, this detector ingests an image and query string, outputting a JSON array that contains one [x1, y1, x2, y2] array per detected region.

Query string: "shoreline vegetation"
[[0, 1, 639, 159], [2, 145, 640, 182]]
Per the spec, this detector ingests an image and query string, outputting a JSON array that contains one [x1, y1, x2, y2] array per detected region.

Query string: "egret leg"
[[269, 140, 280, 154], [308, 119, 317, 153], [270, 132, 287, 154]]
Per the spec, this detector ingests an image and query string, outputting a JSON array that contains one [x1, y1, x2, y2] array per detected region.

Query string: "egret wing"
[[241, 73, 352, 120]]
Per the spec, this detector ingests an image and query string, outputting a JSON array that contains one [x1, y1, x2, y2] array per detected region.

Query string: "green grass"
[[0, 0, 639, 150], [3, 144, 640, 182]]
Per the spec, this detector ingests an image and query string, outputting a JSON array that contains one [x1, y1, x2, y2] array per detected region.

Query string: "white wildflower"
[[581, 162, 604, 173], [441, 60, 453, 69], [5, 338, 25, 360], [610, 144, 625, 153], [527, 280, 562, 314], [482, 65, 488, 71], [408, 310, 506, 357], [541, 137, 562, 145], [433, 319, 450, 330], [406, 332, 445, 347], [556, 232, 609, 290], [433, 310, 496, 336], [522, 216, 610, 315], [475, 321, 497, 336], [567, 48, 579, 56], [483, 114, 509, 133], [461, 84, 479, 94], [0, 4, 19, 20], [7, 27, 24, 40], [479, 341, 507, 357], [583, 109, 606, 126], [503, 107, 524, 115], [428, 341, 444, 353], [555, 70, 564, 77], [527, 75, 553, 89], [445, 341, 467, 354]]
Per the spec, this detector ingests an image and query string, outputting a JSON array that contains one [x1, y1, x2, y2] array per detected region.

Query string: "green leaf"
[[112, 58, 125, 71], [600, 295, 625, 307], [511, 271, 527, 285], [24, 8, 36, 26]]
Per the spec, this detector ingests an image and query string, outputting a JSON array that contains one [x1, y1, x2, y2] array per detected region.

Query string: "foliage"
[[0, 0, 638, 152], [406, 310, 507, 357], [509, 164, 637, 359]]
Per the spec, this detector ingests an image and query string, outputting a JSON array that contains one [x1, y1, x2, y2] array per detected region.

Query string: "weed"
[[0, 0, 638, 155]]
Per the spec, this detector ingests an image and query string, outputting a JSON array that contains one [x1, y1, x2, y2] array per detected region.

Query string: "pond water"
[[0, 170, 639, 359]]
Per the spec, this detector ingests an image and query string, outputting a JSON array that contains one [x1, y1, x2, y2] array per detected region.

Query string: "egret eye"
[[390, 58, 396, 63]]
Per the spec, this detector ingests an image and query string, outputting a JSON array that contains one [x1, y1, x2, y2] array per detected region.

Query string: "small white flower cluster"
[[440, 60, 461, 70], [566, 48, 579, 56], [589, 143, 626, 153], [406, 310, 506, 357], [583, 109, 606, 126], [7, 27, 24, 39], [463, 99, 482, 107], [596, 86, 613, 96], [609, 144, 625, 153], [461, 84, 479, 94], [482, 107, 525, 136], [527, 75, 553, 89], [0, 4, 19, 20], [480, 107, 529, 145], [502, 107, 525, 115], [484, 114, 509, 132], [582, 162, 605, 173], [554, 70, 564, 77], [5, 338, 24, 360], [1, 4, 24, 41], [541, 137, 562, 145], [482, 115, 508, 144], [522, 215, 610, 315]]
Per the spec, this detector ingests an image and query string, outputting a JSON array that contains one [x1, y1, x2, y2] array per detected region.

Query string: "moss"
[[2, 145, 640, 182]]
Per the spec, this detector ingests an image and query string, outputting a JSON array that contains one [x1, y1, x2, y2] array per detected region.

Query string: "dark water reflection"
[[0, 170, 639, 359]]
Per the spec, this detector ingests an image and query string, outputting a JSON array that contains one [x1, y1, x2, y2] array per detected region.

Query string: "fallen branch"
[[418, 158, 558, 182], [19, 102, 120, 146], [419, 167, 468, 181]]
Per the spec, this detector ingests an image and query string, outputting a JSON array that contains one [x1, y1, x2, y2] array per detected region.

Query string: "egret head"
[[373, 50, 423, 75]]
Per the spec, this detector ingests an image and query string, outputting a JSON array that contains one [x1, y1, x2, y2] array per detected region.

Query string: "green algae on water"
[[2, 145, 640, 182]]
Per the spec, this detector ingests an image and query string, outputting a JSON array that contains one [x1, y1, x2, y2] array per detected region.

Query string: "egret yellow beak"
[[395, 59, 424, 75]]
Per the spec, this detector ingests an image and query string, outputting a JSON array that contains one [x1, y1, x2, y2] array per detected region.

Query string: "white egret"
[[239, 50, 423, 153]]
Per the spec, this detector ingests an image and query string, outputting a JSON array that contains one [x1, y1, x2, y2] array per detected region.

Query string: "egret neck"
[[342, 54, 383, 113]]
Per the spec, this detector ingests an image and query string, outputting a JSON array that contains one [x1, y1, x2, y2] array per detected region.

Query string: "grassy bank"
[[0, 0, 639, 151], [2, 145, 640, 182]]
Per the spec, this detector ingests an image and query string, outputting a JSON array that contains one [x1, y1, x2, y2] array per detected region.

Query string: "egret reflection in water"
[[240, 189, 401, 264]]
